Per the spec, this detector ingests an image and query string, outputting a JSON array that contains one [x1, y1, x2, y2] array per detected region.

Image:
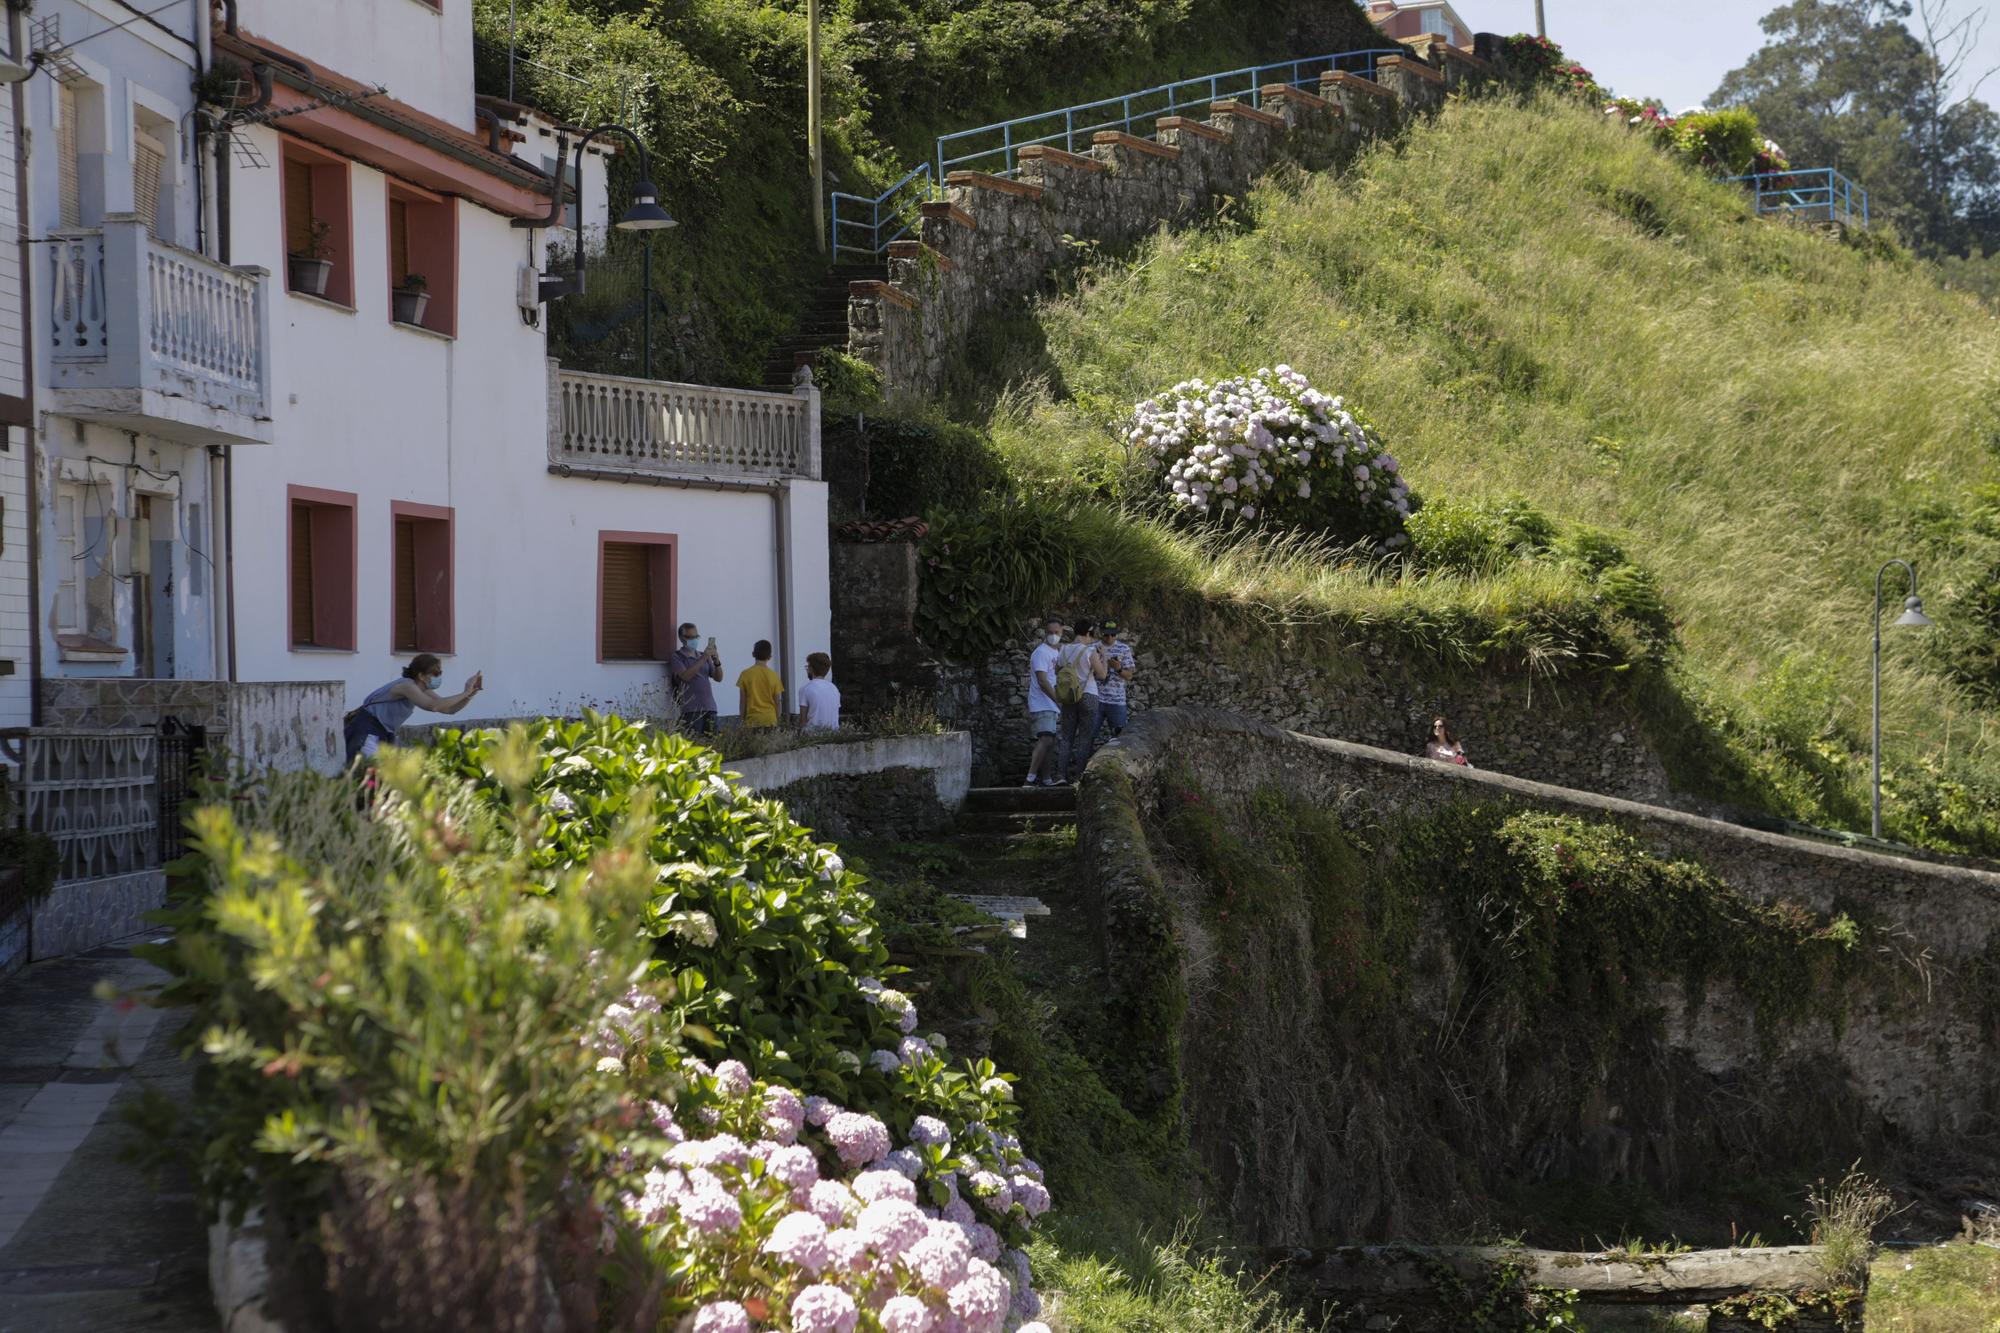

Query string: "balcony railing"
[[48, 217, 272, 446], [1722, 167, 1869, 229], [548, 363, 821, 483]]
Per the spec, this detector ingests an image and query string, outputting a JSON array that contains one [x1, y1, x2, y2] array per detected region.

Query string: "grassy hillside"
[[954, 92, 2000, 851]]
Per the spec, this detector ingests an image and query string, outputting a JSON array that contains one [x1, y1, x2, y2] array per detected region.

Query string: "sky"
[[1445, 0, 2000, 113]]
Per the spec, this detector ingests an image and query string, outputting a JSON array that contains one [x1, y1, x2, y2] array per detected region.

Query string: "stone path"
[[0, 936, 214, 1332], [947, 786, 1073, 937]]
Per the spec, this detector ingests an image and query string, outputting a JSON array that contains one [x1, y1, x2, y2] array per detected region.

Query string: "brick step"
[[964, 785, 1079, 814], [955, 810, 1078, 836]]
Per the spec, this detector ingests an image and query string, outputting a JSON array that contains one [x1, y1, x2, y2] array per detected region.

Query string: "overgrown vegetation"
[[141, 722, 1046, 1330], [947, 92, 2000, 853], [474, 0, 1380, 384], [1866, 1241, 2000, 1332]]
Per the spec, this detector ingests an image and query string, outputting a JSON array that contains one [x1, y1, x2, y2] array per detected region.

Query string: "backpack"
[[1054, 647, 1087, 706]]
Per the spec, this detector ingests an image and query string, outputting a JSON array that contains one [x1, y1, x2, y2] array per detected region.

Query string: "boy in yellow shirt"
[[735, 639, 784, 728]]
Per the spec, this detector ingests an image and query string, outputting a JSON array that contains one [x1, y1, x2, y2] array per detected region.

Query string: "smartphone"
[[706, 637, 717, 651]]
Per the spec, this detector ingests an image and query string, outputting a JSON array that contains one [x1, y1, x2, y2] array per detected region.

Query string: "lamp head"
[[0, 55, 34, 86], [1894, 595, 1933, 629], [616, 179, 677, 232]]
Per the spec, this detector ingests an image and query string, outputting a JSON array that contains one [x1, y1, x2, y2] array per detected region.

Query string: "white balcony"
[[548, 361, 821, 485], [48, 216, 273, 446]]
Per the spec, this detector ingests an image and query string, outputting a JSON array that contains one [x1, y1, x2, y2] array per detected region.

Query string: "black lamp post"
[[532, 124, 676, 378]]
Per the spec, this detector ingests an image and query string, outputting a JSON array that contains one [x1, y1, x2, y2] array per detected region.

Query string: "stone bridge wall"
[[1076, 707, 2000, 1245]]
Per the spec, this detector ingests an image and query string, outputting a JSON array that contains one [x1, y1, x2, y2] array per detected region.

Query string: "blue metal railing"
[[1722, 167, 1869, 229], [830, 162, 932, 262], [831, 46, 1406, 261]]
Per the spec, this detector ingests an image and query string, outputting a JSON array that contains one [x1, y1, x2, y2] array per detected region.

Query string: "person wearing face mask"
[[342, 653, 484, 766], [1022, 617, 1064, 787], [670, 621, 724, 736]]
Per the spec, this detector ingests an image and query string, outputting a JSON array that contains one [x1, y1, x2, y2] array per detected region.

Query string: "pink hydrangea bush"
[[611, 1015, 1052, 1333], [1130, 367, 1412, 549]]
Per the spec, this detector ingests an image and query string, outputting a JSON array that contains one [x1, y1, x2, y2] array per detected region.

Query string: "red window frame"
[[596, 531, 677, 664], [280, 139, 355, 307], [287, 485, 358, 651], [384, 179, 458, 336], [390, 500, 454, 655]]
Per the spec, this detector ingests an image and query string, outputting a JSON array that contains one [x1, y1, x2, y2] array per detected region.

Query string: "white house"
[[24, 0, 250, 695], [218, 0, 829, 726]]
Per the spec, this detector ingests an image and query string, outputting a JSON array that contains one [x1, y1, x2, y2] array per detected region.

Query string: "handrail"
[[1720, 166, 1869, 229], [934, 47, 1406, 181], [831, 161, 932, 263], [830, 46, 1407, 261]]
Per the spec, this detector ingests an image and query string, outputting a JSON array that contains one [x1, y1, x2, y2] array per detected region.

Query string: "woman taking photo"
[[343, 654, 484, 765]]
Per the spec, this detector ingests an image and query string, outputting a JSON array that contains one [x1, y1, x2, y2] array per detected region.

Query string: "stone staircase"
[[943, 785, 1075, 938], [760, 262, 884, 389]]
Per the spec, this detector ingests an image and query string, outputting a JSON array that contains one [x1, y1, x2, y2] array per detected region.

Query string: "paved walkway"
[[0, 936, 215, 1331]]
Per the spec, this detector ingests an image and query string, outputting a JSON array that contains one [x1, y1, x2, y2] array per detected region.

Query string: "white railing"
[[148, 242, 263, 391], [49, 231, 108, 362], [46, 217, 270, 443], [550, 365, 821, 481]]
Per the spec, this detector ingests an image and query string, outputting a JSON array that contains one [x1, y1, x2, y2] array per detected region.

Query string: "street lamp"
[[524, 123, 677, 378], [1871, 558, 1934, 839]]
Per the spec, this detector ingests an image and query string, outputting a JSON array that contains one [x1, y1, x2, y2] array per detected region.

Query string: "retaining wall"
[[849, 46, 1493, 397], [724, 731, 972, 840], [1078, 708, 2000, 1245]]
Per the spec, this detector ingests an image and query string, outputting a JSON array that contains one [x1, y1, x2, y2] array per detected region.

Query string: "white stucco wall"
[[0, 429, 30, 728], [236, 0, 478, 134], [227, 119, 833, 723]]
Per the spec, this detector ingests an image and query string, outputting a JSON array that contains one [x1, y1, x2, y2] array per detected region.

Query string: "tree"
[[1712, 0, 2000, 255]]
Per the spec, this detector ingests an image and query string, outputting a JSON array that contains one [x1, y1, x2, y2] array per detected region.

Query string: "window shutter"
[[389, 197, 410, 285], [133, 129, 165, 235], [393, 517, 417, 652], [58, 85, 79, 229], [290, 502, 315, 645], [283, 155, 315, 256], [600, 542, 652, 660]]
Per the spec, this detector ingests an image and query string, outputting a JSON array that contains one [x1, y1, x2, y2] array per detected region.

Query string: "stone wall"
[[944, 627, 1674, 803], [830, 542, 934, 719], [1077, 708, 2000, 1243], [725, 731, 972, 841], [849, 51, 1476, 398]]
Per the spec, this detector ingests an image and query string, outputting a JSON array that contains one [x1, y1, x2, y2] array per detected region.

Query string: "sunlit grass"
[[969, 91, 2000, 844], [1867, 1244, 2000, 1331]]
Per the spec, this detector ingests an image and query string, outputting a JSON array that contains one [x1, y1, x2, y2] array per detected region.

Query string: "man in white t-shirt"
[[799, 652, 841, 731], [1024, 618, 1063, 786]]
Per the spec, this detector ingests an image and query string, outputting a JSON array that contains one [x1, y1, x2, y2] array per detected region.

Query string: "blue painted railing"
[[831, 46, 1407, 260], [830, 163, 932, 263], [1723, 167, 1869, 229]]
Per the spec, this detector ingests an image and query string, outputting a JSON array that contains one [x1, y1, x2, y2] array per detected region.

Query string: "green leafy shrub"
[[1488, 493, 1560, 554], [144, 743, 667, 1327], [1553, 523, 1629, 575], [846, 412, 1009, 520], [814, 348, 884, 411], [916, 501, 1079, 660], [1595, 562, 1673, 643], [1499, 34, 1603, 101], [1406, 497, 1506, 574], [1671, 108, 1764, 177]]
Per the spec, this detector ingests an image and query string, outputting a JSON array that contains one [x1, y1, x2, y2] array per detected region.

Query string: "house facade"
[[2, 0, 829, 964], [1365, 1, 1477, 48], [220, 0, 829, 726]]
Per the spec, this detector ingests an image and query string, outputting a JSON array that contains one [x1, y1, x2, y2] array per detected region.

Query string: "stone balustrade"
[[548, 361, 822, 484]]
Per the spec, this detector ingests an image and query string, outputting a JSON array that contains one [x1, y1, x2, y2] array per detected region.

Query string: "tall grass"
[[974, 93, 2000, 845]]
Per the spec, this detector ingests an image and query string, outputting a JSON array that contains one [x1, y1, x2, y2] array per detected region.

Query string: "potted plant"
[[392, 272, 429, 326], [288, 219, 334, 297]]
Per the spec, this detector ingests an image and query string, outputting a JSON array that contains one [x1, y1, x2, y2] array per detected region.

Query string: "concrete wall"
[[37, 677, 344, 774], [724, 732, 970, 841], [237, 0, 478, 134], [0, 428, 29, 729]]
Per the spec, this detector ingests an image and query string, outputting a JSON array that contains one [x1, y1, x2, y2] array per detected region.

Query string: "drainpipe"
[[208, 448, 228, 679], [773, 485, 794, 717], [11, 4, 38, 724]]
